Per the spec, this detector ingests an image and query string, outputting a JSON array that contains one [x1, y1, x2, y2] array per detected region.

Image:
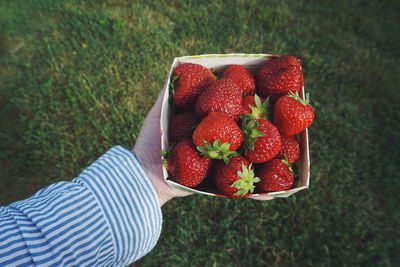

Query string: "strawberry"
[[256, 56, 303, 102], [193, 112, 242, 163], [242, 119, 281, 163], [257, 158, 294, 192], [169, 112, 200, 143], [214, 156, 260, 199], [221, 64, 256, 95], [195, 78, 242, 120], [165, 138, 212, 187], [273, 92, 314, 136], [239, 94, 270, 121], [277, 134, 300, 164], [171, 63, 214, 109]]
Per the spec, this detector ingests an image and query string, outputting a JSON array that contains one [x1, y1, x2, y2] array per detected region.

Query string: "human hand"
[[133, 88, 192, 206]]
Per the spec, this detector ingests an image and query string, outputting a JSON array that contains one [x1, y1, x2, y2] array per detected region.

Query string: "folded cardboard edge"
[[167, 179, 309, 199], [177, 53, 275, 60]]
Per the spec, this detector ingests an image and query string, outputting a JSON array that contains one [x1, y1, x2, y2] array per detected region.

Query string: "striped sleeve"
[[0, 146, 163, 267]]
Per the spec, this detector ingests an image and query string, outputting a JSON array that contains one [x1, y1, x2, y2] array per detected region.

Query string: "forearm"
[[0, 146, 162, 266]]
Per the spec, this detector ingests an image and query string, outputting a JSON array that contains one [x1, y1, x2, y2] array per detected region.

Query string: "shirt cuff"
[[74, 146, 162, 265]]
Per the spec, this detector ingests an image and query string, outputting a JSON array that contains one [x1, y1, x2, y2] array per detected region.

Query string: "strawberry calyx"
[[232, 163, 261, 196], [251, 95, 270, 120], [209, 68, 218, 80], [241, 119, 265, 151], [169, 75, 179, 106], [288, 91, 310, 106], [161, 146, 174, 169], [190, 123, 198, 130], [169, 75, 179, 94], [197, 140, 237, 164], [280, 157, 295, 176], [241, 95, 270, 121]]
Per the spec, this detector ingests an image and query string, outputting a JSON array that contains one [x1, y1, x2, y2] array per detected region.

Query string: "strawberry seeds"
[[163, 56, 314, 199]]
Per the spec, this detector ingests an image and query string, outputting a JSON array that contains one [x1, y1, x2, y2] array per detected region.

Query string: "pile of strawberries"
[[164, 55, 314, 199]]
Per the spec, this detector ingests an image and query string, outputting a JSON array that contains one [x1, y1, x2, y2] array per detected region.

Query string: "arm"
[[0, 88, 188, 266], [0, 146, 162, 266]]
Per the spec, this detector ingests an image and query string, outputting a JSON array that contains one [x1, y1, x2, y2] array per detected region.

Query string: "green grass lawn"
[[1, 0, 399, 266]]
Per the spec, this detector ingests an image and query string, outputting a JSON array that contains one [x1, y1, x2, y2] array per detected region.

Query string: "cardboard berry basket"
[[160, 54, 310, 200]]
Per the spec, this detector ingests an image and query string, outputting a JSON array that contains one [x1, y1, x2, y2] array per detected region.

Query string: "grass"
[[1, 0, 399, 266]]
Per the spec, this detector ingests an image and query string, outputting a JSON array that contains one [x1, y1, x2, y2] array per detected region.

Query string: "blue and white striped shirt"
[[0, 146, 162, 266]]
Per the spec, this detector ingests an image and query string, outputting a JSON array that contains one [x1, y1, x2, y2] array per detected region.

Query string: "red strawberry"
[[257, 158, 294, 192], [242, 119, 281, 163], [195, 78, 243, 120], [221, 64, 256, 95], [256, 56, 303, 102], [193, 112, 242, 163], [239, 94, 270, 121], [273, 92, 314, 135], [172, 63, 214, 109], [169, 112, 200, 143], [214, 156, 260, 199], [165, 139, 212, 187], [277, 134, 300, 164]]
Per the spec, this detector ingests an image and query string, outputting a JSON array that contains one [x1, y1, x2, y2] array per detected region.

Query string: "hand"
[[133, 88, 192, 206]]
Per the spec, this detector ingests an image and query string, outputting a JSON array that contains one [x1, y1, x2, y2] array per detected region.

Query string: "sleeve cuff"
[[74, 146, 162, 265]]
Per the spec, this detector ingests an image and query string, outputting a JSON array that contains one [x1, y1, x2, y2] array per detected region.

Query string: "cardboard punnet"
[[160, 54, 310, 200]]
